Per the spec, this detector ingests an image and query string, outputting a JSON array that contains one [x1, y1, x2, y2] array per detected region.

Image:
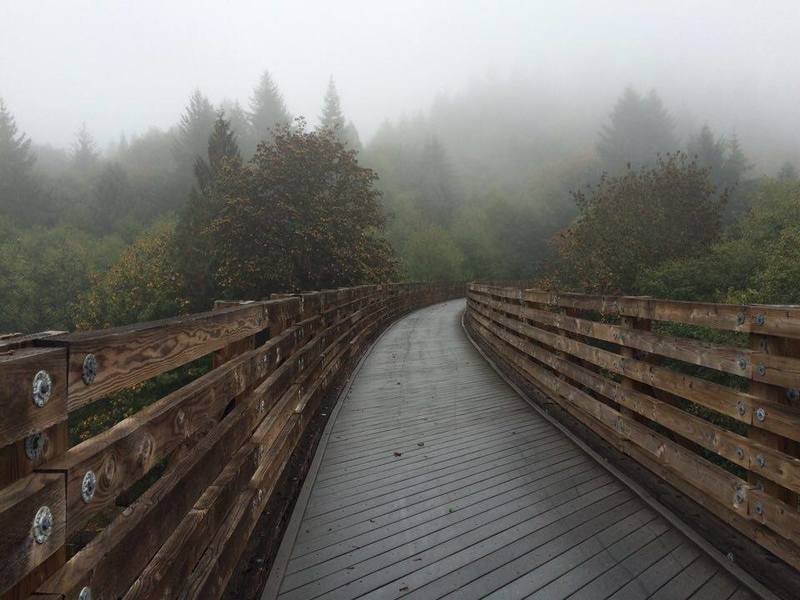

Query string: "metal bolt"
[[176, 410, 185, 428], [756, 407, 766, 422], [25, 432, 45, 460], [755, 313, 766, 326], [787, 388, 799, 402], [756, 364, 766, 377], [737, 400, 746, 416], [736, 312, 746, 326], [755, 480, 765, 491], [82, 354, 98, 385], [32, 370, 52, 407], [756, 454, 766, 468], [32, 506, 54, 544], [734, 488, 746, 505], [81, 470, 97, 503], [79, 586, 92, 600], [736, 447, 744, 460], [755, 501, 764, 516], [737, 356, 747, 370]]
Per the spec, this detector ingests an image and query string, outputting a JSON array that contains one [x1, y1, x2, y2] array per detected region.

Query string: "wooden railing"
[[0, 282, 463, 600], [466, 283, 800, 570]]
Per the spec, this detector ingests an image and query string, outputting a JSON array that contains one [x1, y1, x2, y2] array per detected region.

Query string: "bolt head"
[[756, 454, 766, 468], [32, 370, 52, 407], [756, 364, 766, 377], [756, 407, 766, 422], [81, 470, 97, 503], [32, 505, 54, 544], [82, 354, 98, 385], [755, 501, 764, 516], [25, 432, 46, 460], [736, 313, 746, 326], [755, 313, 766, 326], [737, 401, 746, 416], [737, 356, 747, 370], [787, 388, 799, 402], [734, 489, 745, 504], [736, 447, 744, 460], [79, 586, 92, 600]]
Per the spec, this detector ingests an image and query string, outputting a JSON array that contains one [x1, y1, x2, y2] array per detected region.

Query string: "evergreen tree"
[[174, 89, 216, 174], [90, 163, 133, 234], [72, 122, 98, 172], [249, 70, 290, 146], [220, 99, 254, 158], [597, 88, 678, 172], [721, 134, 751, 188], [343, 121, 362, 152], [174, 112, 242, 310], [319, 78, 362, 150], [417, 136, 460, 225], [687, 125, 725, 176], [320, 77, 346, 137], [0, 98, 38, 224]]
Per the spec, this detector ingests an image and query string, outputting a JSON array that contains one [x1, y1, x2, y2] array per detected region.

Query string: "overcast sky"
[[2, 0, 799, 159]]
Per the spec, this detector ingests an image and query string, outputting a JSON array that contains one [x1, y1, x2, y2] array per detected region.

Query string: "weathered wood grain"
[[48, 301, 277, 410], [0, 473, 65, 595], [0, 347, 67, 448]]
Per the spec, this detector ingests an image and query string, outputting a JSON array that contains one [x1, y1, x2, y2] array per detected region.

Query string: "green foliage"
[[0, 98, 41, 225], [249, 70, 290, 148], [185, 121, 396, 300], [319, 77, 345, 136], [637, 179, 800, 304], [402, 225, 465, 281], [555, 152, 724, 293], [174, 89, 216, 175], [597, 88, 678, 173], [75, 220, 186, 329], [0, 224, 125, 333], [71, 122, 99, 173], [174, 113, 243, 310]]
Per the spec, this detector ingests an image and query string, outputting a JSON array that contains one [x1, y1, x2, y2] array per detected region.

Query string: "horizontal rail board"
[[466, 283, 800, 571], [0, 282, 463, 599]]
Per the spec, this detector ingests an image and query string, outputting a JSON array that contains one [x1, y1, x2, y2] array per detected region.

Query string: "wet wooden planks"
[[264, 300, 757, 600]]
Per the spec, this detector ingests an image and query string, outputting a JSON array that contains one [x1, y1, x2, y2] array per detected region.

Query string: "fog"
[[2, 0, 799, 168]]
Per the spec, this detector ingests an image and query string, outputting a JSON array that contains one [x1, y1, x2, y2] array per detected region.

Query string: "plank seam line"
[[261, 301, 448, 600], [460, 308, 778, 600]]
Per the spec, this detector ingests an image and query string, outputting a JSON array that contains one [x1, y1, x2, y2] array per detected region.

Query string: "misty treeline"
[[1, 72, 799, 334]]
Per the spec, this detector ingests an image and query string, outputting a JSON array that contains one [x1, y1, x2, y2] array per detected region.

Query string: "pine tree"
[[72, 122, 98, 172], [343, 121, 362, 151], [174, 113, 242, 310], [174, 89, 216, 174], [598, 88, 678, 173], [220, 99, 254, 158], [722, 134, 751, 188], [687, 125, 725, 174], [0, 98, 37, 223], [249, 71, 290, 146], [320, 77, 346, 137]]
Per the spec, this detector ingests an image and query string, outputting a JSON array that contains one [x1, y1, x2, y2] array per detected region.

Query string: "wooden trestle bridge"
[[1, 283, 798, 599]]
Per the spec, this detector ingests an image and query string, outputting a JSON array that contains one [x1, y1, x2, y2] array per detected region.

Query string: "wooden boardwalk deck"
[[263, 299, 757, 600]]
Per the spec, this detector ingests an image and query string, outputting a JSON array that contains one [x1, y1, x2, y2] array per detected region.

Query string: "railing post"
[[748, 329, 799, 507], [0, 334, 68, 599]]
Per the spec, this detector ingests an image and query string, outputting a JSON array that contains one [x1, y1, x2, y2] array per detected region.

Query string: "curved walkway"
[[263, 299, 756, 600]]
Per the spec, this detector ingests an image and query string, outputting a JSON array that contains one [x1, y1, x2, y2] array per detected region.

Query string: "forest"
[[1, 70, 799, 335]]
